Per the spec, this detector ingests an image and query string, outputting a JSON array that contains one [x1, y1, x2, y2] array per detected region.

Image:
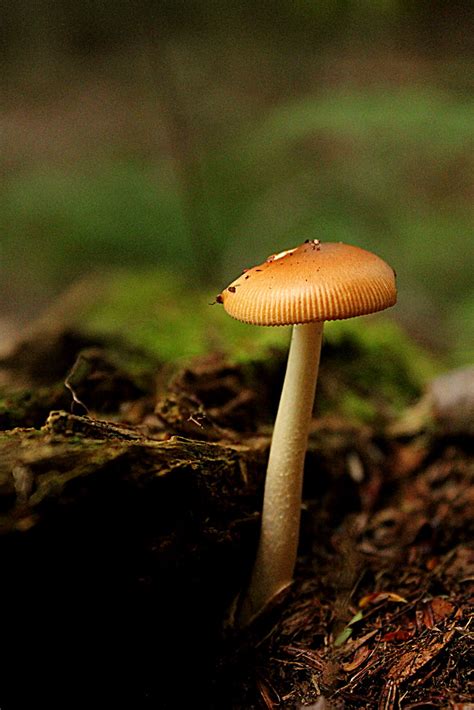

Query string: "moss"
[[316, 318, 440, 423], [70, 268, 288, 362], [0, 385, 68, 430], [325, 318, 439, 388], [82, 272, 437, 420], [338, 391, 377, 424], [76, 268, 439, 390]]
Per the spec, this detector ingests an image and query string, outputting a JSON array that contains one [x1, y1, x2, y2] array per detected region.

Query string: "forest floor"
[[0, 285, 472, 709]]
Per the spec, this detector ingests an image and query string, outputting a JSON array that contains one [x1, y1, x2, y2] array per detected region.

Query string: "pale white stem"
[[239, 321, 324, 626]]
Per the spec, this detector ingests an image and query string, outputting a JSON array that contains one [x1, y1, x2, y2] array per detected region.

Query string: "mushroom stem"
[[239, 320, 324, 626]]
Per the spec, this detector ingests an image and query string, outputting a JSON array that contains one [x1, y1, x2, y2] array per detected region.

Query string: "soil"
[[0, 326, 472, 709]]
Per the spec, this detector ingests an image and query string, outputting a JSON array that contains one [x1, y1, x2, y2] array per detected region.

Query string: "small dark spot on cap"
[[215, 294, 223, 304], [228, 286, 236, 293], [245, 275, 250, 279], [256, 269, 262, 272]]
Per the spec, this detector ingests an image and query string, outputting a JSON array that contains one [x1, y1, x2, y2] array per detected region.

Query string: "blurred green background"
[[1, 1, 473, 363]]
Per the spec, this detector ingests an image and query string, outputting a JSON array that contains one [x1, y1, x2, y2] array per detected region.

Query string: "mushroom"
[[217, 240, 397, 626]]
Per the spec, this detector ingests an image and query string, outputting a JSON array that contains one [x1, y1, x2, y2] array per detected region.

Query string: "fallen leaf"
[[422, 597, 456, 629], [359, 591, 407, 608], [337, 629, 379, 658], [431, 597, 455, 619], [334, 610, 364, 647], [426, 556, 439, 571], [342, 643, 371, 672]]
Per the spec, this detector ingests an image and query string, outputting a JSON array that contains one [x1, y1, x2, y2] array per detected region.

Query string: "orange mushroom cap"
[[219, 240, 397, 326]]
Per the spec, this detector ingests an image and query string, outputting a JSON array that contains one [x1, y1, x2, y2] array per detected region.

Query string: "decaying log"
[[0, 411, 266, 708]]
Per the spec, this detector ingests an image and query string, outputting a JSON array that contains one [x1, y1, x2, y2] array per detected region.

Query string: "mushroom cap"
[[219, 241, 397, 326]]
